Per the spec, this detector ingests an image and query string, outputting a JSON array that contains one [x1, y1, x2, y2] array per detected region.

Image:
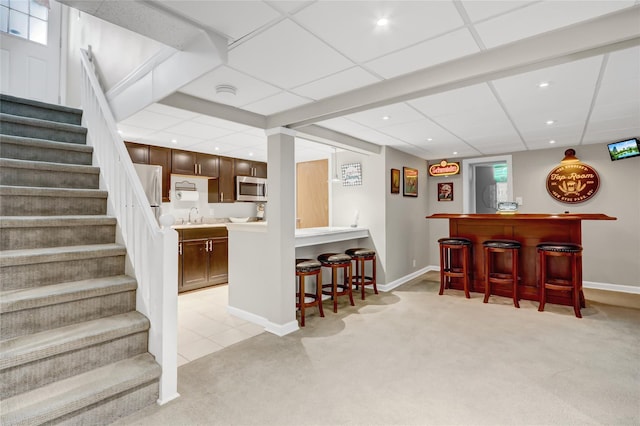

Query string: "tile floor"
[[177, 285, 264, 366]]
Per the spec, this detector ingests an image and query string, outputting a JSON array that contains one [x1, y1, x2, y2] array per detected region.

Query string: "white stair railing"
[[79, 49, 179, 404]]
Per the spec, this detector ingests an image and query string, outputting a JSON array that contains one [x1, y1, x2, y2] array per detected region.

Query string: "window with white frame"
[[0, 0, 49, 45]]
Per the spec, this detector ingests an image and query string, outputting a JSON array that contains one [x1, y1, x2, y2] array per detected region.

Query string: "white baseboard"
[[583, 281, 640, 294], [227, 305, 299, 336], [379, 266, 640, 295], [378, 266, 438, 292]]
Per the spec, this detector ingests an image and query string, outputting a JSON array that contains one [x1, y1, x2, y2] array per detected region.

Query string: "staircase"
[[0, 94, 161, 425]]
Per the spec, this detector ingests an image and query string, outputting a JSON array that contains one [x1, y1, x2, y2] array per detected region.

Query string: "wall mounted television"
[[607, 138, 640, 161]]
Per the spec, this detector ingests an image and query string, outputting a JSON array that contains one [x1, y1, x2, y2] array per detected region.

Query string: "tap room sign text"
[[546, 163, 600, 204], [429, 160, 460, 177]]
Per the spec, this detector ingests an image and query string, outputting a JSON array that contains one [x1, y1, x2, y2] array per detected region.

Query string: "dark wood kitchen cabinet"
[[178, 227, 228, 293], [207, 156, 235, 203], [125, 142, 171, 202], [235, 159, 267, 178], [171, 150, 218, 177]]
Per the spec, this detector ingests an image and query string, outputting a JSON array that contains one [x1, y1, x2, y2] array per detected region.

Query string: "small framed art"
[[437, 182, 453, 201], [390, 169, 400, 194], [403, 167, 418, 197]]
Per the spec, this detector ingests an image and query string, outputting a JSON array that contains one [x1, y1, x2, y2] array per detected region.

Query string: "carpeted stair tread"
[[0, 94, 82, 125], [0, 113, 86, 135], [0, 185, 107, 198], [0, 275, 137, 314], [0, 311, 148, 370], [0, 243, 126, 267], [0, 134, 92, 152], [0, 215, 116, 228], [0, 157, 100, 174], [0, 353, 161, 426]]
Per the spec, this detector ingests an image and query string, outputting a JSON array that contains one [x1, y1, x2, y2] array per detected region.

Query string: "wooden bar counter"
[[426, 213, 616, 305]]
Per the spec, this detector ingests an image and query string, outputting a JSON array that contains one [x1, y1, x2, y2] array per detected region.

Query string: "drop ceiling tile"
[[344, 102, 425, 129], [242, 91, 311, 115], [117, 123, 157, 140], [268, 1, 314, 15], [474, 1, 635, 49], [493, 56, 602, 134], [161, 1, 281, 41], [191, 115, 255, 133], [291, 67, 380, 100], [461, 1, 536, 23], [163, 121, 235, 140], [145, 103, 200, 120], [212, 131, 267, 148], [119, 109, 186, 131], [318, 118, 406, 146], [365, 28, 480, 79], [140, 130, 205, 148], [409, 84, 520, 142], [293, 1, 464, 63], [229, 19, 353, 89], [225, 146, 268, 163], [377, 118, 459, 145], [178, 66, 281, 107]]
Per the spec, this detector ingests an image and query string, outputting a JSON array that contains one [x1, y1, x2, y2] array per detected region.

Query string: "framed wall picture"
[[403, 167, 418, 197], [390, 169, 400, 194], [437, 182, 454, 201], [341, 162, 362, 186]]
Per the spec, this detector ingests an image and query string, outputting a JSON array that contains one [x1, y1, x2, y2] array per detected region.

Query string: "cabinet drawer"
[[181, 227, 228, 240]]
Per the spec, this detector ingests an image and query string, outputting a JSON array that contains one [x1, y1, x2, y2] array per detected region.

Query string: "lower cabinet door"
[[208, 238, 229, 285], [181, 239, 209, 292]]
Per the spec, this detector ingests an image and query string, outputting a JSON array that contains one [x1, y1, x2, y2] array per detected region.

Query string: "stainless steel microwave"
[[236, 176, 267, 202]]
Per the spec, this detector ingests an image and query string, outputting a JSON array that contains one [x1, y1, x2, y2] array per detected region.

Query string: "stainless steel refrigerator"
[[133, 163, 162, 222]]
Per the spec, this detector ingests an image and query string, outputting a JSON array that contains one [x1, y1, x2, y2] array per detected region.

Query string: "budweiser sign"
[[429, 160, 460, 177], [546, 162, 600, 204]]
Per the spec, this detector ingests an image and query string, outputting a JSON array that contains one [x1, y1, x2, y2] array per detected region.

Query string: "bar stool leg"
[[316, 272, 325, 319], [299, 274, 306, 327], [345, 263, 355, 307], [439, 244, 446, 295], [538, 250, 547, 312], [483, 247, 491, 304], [462, 245, 470, 299], [512, 249, 520, 308], [572, 255, 582, 318], [359, 257, 365, 300], [332, 266, 339, 313]]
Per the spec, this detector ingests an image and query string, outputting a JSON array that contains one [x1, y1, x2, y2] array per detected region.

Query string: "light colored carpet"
[[115, 272, 640, 425]]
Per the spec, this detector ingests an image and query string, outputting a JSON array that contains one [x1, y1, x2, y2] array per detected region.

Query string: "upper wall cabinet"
[[235, 159, 267, 178], [125, 141, 149, 164], [172, 150, 219, 177]]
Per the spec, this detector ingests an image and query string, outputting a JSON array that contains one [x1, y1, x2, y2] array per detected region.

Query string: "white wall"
[[66, 9, 164, 107], [427, 144, 640, 289]]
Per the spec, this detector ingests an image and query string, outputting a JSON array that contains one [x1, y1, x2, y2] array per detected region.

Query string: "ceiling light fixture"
[[546, 120, 556, 125], [377, 17, 389, 27], [549, 140, 556, 144], [382, 115, 390, 120], [453, 151, 458, 155], [538, 81, 551, 88], [171, 139, 178, 144], [215, 84, 237, 98], [427, 138, 433, 141]]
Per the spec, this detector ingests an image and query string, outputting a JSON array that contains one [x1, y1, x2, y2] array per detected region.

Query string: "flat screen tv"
[[607, 138, 640, 161]]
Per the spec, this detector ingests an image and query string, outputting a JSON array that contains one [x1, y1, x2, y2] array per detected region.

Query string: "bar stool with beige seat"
[[295, 259, 324, 327], [317, 253, 354, 313], [438, 237, 472, 298], [482, 239, 521, 308], [537, 242, 584, 318], [345, 248, 377, 300]]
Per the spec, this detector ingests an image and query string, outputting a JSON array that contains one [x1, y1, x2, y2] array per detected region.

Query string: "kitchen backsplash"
[[161, 175, 263, 223]]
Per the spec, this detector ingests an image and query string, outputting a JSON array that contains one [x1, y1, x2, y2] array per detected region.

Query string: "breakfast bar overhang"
[[426, 213, 616, 305]]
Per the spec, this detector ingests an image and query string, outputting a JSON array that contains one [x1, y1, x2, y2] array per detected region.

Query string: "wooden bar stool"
[[296, 259, 324, 327], [317, 253, 354, 313], [438, 237, 472, 298], [345, 248, 378, 300], [483, 239, 521, 308], [537, 242, 584, 318]]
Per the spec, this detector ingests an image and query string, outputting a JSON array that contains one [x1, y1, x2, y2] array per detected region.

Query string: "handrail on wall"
[[79, 49, 179, 405]]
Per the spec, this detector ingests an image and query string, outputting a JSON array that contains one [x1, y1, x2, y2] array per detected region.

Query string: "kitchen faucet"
[[188, 207, 199, 224]]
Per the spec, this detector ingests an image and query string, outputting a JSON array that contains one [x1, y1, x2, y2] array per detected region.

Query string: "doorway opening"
[[462, 155, 513, 214]]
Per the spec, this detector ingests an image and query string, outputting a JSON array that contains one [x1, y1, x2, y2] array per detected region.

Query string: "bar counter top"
[[426, 212, 616, 304], [426, 213, 616, 221]]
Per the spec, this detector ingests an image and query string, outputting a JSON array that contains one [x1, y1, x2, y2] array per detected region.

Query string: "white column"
[[264, 127, 298, 335]]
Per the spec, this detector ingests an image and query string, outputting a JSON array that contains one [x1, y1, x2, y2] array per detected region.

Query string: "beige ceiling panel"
[[243, 91, 311, 115], [291, 67, 380, 100], [119, 109, 185, 131]]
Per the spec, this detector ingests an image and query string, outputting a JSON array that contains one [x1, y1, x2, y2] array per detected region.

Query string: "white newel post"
[[264, 128, 298, 335]]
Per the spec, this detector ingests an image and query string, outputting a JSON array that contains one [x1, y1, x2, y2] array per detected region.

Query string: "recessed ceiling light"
[[249, 152, 254, 157], [171, 139, 178, 144], [549, 140, 556, 144], [382, 115, 390, 120], [427, 138, 433, 141], [538, 81, 551, 88], [546, 120, 556, 125], [214, 147, 220, 151], [376, 17, 389, 27], [453, 151, 458, 155], [117, 129, 123, 135]]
